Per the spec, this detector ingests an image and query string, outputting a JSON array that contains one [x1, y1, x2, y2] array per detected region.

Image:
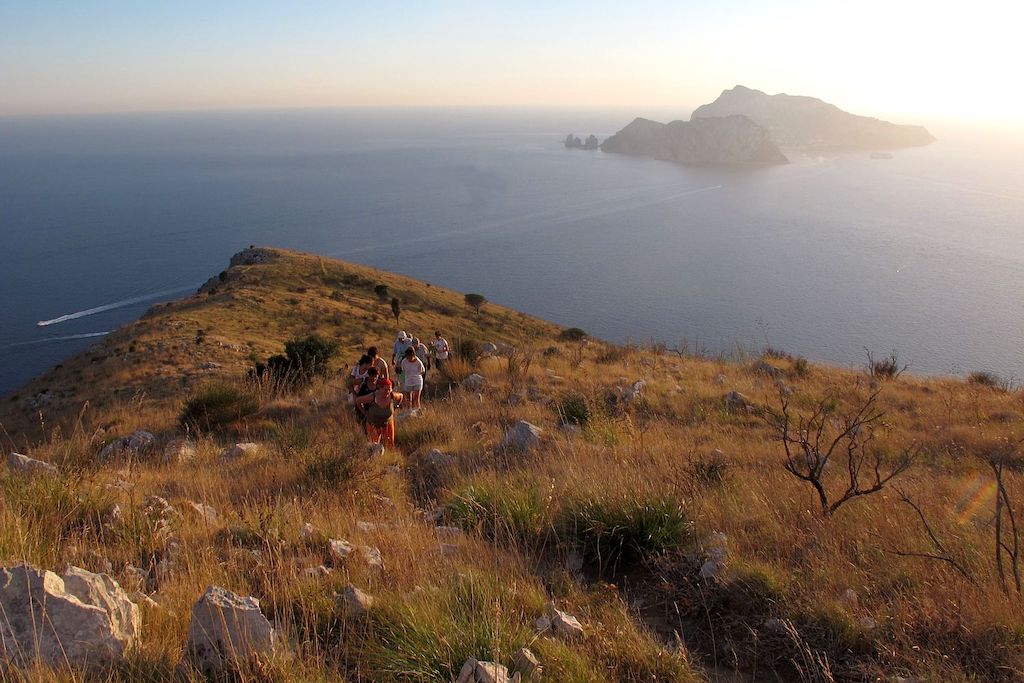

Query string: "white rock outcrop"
[[501, 421, 543, 452], [339, 584, 375, 616], [219, 442, 261, 461], [456, 657, 515, 683], [7, 452, 58, 477], [0, 563, 138, 669], [99, 430, 156, 460], [162, 439, 197, 464], [182, 586, 277, 676]]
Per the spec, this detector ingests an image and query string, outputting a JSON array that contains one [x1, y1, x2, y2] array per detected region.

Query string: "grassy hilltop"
[[1, 247, 1022, 682]]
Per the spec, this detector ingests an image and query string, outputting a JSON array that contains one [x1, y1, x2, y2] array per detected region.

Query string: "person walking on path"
[[413, 337, 431, 383], [357, 379, 403, 448], [367, 346, 389, 381], [392, 332, 413, 386], [401, 347, 426, 409], [432, 330, 450, 372]]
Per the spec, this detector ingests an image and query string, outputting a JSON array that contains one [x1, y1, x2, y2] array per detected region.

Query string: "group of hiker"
[[344, 330, 450, 448]]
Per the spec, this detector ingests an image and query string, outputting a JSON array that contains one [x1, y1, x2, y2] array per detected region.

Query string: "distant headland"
[[567, 84, 935, 166]]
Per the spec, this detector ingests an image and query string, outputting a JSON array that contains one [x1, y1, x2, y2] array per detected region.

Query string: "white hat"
[[397, 331, 408, 340]]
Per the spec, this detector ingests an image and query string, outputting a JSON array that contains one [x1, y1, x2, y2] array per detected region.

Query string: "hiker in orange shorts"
[[357, 378, 403, 448]]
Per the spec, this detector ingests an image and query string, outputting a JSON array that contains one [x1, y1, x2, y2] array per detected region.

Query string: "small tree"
[[464, 293, 487, 315], [762, 385, 917, 516], [374, 284, 389, 302], [390, 297, 401, 323]]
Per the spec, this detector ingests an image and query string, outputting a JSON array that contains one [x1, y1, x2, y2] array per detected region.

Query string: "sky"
[[1, 0, 1022, 123]]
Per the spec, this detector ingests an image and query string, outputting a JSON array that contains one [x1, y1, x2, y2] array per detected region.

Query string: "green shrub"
[[181, 382, 260, 431], [968, 370, 1008, 390], [464, 293, 487, 315], [560, 495, 692, 576], [253, 335, 340, 385], [445, 483, 549, 546], [560, 327, 588, 342], [555, 392, 591, 425]]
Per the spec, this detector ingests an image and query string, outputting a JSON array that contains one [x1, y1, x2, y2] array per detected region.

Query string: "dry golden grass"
[[1, 247, 1022, 681]]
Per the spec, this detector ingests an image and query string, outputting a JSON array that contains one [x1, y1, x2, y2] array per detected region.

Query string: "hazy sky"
[[1, 0, 1021, 122]]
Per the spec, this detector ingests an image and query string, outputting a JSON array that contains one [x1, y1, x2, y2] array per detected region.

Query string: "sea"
[[1, 108, 1022, 395]]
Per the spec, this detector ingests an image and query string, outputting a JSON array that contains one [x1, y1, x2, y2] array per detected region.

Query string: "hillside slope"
[[1, 247, 1022, 682]]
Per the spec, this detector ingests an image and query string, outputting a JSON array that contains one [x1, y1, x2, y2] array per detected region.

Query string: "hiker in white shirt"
[[400, 347, 426, 409]]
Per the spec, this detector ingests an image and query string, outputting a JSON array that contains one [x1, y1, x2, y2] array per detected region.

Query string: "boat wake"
[[36, 285, 196, 327], [0, 331, 109, 351]]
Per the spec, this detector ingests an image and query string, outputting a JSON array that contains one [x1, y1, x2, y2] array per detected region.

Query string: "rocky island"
[[600, 114, 788, 165], [691, 85, 936, 149], [564, 134, 600, 150]]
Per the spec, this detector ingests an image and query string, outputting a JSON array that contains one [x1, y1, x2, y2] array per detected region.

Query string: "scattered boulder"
[[456, 658, 514, 683], [362, 546, 384, 570], [99, 430, 156, 460], [480, 342, 498, 356], [543, 602, 584, 640], [501, 421, 543, 452], [752, 360, 783, 378], [461, 373, 487, 391], [328, 539, 355, 562], [699, 532, 729, 580], [61, 566, 141, 646], [723, 391, 753, 412], [425, 448, 455, 468], [162, 439, 197, 464], [185, 501, 219, 525], [182, 586, 277, 676], [7, 451, 58, 477], [0, 563, 138, 669], [395, 408, 421, 423], [219, 442, 261, 461], [513, 648, 543, 680], [339, 584, 375, 616], [368, 443, 385, 458]]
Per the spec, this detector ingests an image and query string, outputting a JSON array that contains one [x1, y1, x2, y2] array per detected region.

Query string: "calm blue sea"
[[1, 108, 1022, 394]]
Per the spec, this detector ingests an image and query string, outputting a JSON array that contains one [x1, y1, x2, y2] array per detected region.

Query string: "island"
[[599, 114, 788, 165], [564, 133, 600, 150], [691, 85, 935, 149]]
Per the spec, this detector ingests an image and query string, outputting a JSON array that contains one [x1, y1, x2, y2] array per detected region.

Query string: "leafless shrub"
[[762, 386, 918, 516]]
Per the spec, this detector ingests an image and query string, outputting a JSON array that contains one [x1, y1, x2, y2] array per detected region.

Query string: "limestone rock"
[[61, 566, 141, 646], [456, 658, 514, 683], [162, 439, 197, 464], [425, 448, 455, 468], [339, 584, 375, 616], [723, 391, 752, 412], [546, 603, 584, 640], [501, 421, 542, 452], [461, 373, 487, 391], [182, 586, 277, 676], [219, 442, 261, 461], [7, 452, 58, 477], [185, 501, 219, 525], [480, 342, 498, 356], [513, 647, 543, 680], [328, 539, 355, 562], [99, 430, 156, 460], [0, 563, 137, 669]]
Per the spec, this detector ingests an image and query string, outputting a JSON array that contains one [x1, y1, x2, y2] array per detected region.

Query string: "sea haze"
[[1, 108, 1022, 394]]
